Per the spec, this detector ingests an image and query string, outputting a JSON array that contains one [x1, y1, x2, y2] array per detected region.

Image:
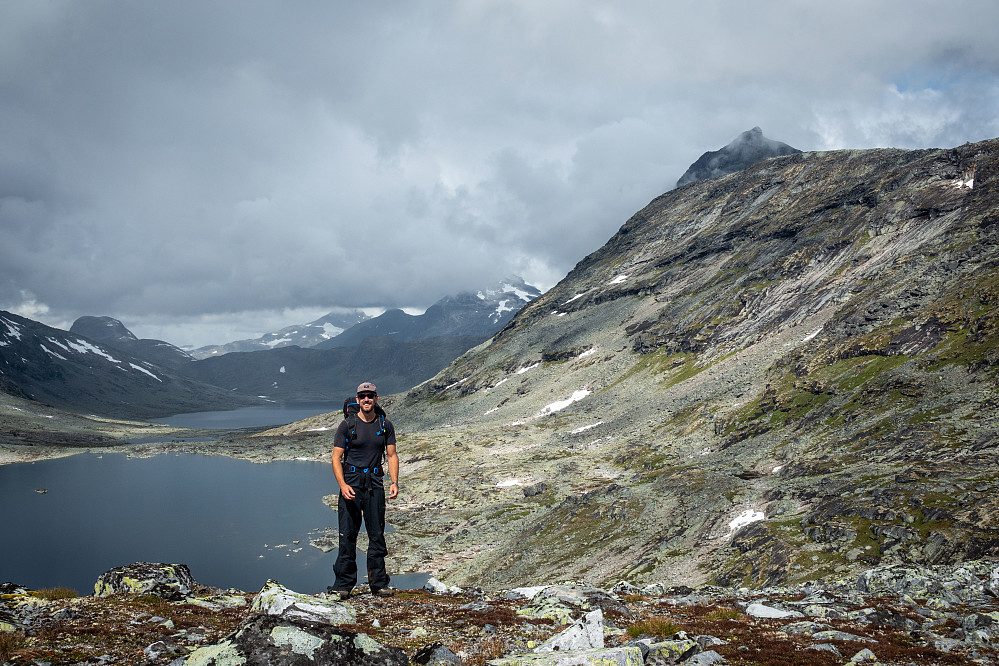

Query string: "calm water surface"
[[150, 401, 337, 429], [1, 452, 426, 595]]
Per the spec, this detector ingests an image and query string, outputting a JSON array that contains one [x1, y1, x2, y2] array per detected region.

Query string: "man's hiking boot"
[[372, 587, 394, 598], [327, 587, 351, 601]]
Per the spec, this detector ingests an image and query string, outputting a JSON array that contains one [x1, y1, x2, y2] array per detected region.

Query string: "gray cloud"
[[2, 1, 998, 347]]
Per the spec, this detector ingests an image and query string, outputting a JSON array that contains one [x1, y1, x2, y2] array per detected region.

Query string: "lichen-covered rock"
[[94, 562, 195, 600], [856, 561, 999, 606], [742, 601, 803, 619], [0, 584, 78, 632], [516, 595, 576, 626], [962, 611, 999, 643], [489, 645, 643, 666], [176, 613, 407, 666], [645, 637, 700, 663], [0, 607, 20, 633], [184, 590, 249, 610], [251, 580, 356, 626], [517, 582, 630, 625], [849, 647, 880, 663], [685, 651, 725, 666]]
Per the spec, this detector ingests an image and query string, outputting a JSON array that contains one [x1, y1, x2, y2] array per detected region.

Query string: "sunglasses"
[[358, 392, 377, 400]]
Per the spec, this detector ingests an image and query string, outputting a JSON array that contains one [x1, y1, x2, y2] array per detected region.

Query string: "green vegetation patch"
[[725, 352, 916, 440], [825, 355, 908, 391], [29, 587, 79, 601]]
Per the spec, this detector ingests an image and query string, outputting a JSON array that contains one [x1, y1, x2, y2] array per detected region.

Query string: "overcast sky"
[[2, 1, 998, 348]]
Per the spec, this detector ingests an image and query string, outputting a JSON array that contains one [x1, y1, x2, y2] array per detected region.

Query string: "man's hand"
[[340, 483, 355, 500], [387, 482, 398, 500]]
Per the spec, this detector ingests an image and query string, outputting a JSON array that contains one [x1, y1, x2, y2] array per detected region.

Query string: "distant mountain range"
[[314, 278, 541, 348], [189, 310, 370, 359], [0, 277, 541, 418], [187, 277, 540, 356], [675, 126, 801, 187]]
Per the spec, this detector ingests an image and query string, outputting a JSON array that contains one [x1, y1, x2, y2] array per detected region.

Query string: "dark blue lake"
[[150, 401, 337, 429], [0, 452, 426, 595]]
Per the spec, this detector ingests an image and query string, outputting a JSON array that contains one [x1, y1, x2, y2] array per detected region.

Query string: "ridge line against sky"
[[2, 1, 998, 348]]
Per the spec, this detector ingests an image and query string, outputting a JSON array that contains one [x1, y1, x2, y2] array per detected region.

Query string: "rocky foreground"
[[2, 560, 998, 665]]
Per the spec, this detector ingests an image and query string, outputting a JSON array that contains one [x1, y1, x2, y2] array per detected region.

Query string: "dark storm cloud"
[[1, 1, 998, 346]]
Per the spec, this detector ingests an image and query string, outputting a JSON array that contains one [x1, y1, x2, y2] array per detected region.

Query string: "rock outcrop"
[[94, 562, 197, 600]]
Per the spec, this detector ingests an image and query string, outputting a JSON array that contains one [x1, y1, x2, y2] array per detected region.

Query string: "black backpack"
[[341, 397, 388, 463]]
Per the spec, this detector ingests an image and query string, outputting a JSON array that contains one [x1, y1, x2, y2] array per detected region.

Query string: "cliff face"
[[381, 138, 999, 589]]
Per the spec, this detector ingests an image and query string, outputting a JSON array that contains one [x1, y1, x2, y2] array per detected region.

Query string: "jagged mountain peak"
[[313, 276, 541, 349], [676, 126, 801, 187], [458, 276, 543, 324]]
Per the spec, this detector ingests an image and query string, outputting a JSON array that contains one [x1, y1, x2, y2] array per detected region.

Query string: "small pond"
[[0, 452, 427, 595]]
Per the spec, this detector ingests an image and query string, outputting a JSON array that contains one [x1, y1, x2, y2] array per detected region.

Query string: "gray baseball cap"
[[356, 382, 377, 394]]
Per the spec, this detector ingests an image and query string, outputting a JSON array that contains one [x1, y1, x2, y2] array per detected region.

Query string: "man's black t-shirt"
[[334, 415, 396, 474]]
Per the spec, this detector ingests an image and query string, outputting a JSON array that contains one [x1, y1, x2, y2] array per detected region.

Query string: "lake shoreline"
[[0, 392, 341, 467], [0, 447, 357, 594], [0, 432, 335, 467], [0, 406, 338, 467]]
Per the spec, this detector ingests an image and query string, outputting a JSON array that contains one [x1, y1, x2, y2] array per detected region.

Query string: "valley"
[[4, 137, 999, 597]]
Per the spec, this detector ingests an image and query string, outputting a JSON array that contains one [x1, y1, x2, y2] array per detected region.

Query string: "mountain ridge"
[[0, 311, 263, 419], [0, 277, 542, 416], [70, 315, 194, 370]]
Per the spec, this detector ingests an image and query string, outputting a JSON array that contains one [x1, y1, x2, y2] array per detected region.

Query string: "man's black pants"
[[333, 482, 390, 592]]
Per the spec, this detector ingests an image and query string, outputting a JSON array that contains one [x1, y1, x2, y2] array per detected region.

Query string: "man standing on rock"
[[331, 382, 399, 599]]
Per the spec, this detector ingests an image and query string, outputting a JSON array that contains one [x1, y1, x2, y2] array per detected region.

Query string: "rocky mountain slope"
[[69, 315, 194, 370], [276, 136, 999, 592], [676, 127, 801, 187], [0, 311, 262, 419]]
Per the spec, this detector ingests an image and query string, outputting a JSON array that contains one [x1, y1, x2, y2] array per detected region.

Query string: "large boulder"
[[174, 579, 403, 665], [252, 580, 356, 625], [535, 609, 605, 652], [94, 562, 196, 600], [174, 613, 408, 666]]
